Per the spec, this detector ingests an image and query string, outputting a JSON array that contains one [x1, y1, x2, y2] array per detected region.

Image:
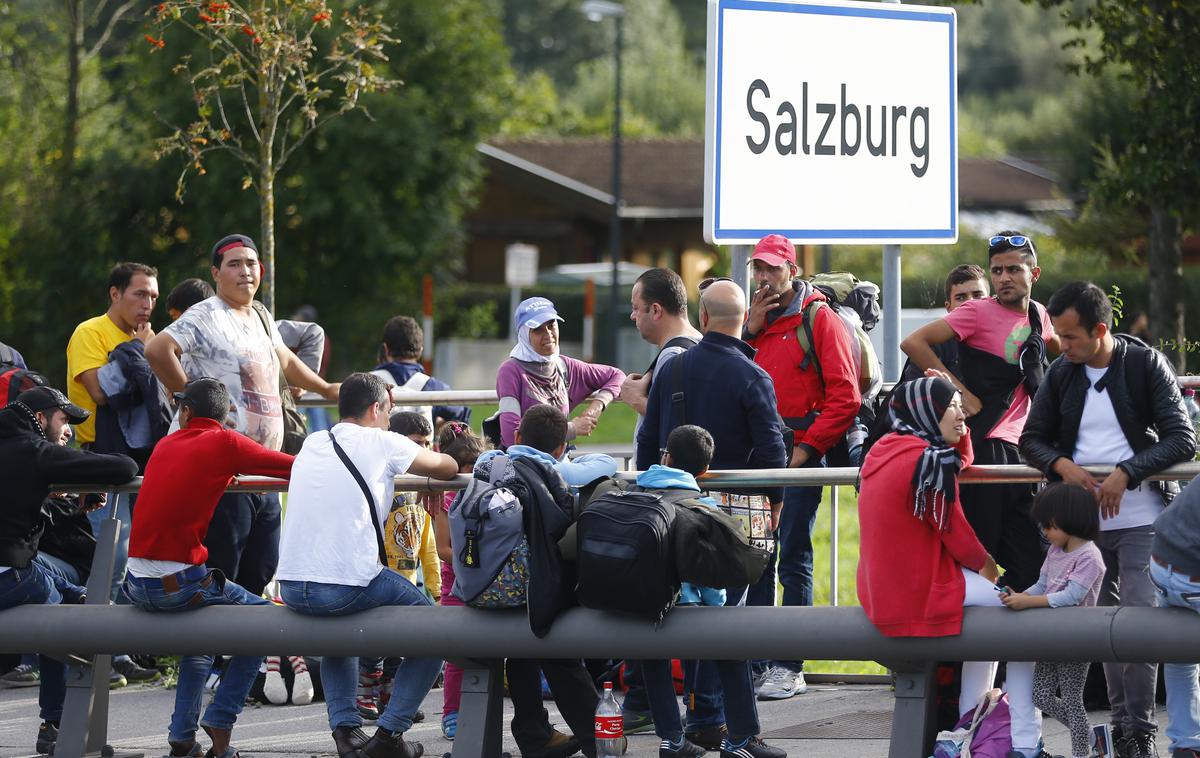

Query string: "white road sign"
[[704, 0, 958, 245]]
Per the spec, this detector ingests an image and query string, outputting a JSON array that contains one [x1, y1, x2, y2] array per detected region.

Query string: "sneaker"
[[623, 710, 655, 735], [750, 667, 770, 690], [1, 663, 40, 688], [661, 737, 707, 757], [685, 725, 728, 751], [332, 725, 371, 757], [754, 667, 806, 701], [520, 729, 580, 758], [292, 669, 314, 706], [719, 735, 786, 758], [441, 712, 457, 741], [361, 727, 424, 758], [109, 669, 128, 689], [1129, 731, 1160, 758], [114, 657, 161, 683], [263, 669, 289, 705], [35, 721, 58, 755]]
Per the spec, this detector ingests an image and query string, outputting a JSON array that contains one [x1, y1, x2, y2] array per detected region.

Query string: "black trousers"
[[202, 492, 281, 597], [507, 658, 599, 758], [960, 438, 1045, 592]]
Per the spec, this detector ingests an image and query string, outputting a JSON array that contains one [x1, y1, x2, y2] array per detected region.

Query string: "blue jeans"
[[34, 552, 83, 587], [86, 492, 133, 603], [643, 657, 759, 742], [124, 566, 268, 743], [280, 569, 441, 734], [747, 474, 822, 673], [0, 563, 86, 720], [1150, 560, 1200, 752]]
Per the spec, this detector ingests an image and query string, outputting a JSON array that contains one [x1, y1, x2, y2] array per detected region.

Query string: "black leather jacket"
[[1020, 336, 1196, 503]]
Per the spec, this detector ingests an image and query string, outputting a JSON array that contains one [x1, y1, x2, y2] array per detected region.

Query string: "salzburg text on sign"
[[745, 80, 930, 178]]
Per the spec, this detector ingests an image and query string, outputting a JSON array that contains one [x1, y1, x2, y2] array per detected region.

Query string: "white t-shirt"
[[1074, 365, 1163, 530], [276, 423, 422, 586], [162, 297, 285, 450]]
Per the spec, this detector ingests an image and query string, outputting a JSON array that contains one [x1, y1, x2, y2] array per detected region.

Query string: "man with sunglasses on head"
[[902, 232, 1060, 758], [739, 234, 861, 702], [146, 234, 340, 600]]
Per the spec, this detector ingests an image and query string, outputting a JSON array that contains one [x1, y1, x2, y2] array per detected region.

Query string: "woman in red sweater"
[[857, 373, 1003, 720]]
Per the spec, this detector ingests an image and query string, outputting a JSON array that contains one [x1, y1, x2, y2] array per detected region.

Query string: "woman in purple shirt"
[[495, 297, 625, 449]]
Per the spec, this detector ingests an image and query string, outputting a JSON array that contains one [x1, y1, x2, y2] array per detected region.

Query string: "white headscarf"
[[510, 324, 558, 364]]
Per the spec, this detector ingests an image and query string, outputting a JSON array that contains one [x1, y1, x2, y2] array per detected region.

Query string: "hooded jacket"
[[857, 431, 986, 637], [0, 403, 137, 568], [744, 280, 861, 459], [1020, 335, 1195, 501]]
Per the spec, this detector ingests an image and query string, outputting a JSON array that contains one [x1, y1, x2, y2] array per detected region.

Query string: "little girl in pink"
[[432, 422, 489, 740]]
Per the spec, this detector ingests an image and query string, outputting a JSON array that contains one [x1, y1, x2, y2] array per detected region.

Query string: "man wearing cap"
[[741, 234, 860, 701], [0, 386, 138, 754], [124, 377, 295, 758], [146, 233, 339, 597]]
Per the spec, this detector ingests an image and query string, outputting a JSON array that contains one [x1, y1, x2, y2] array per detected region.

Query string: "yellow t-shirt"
[[65, 314, 133, 443]]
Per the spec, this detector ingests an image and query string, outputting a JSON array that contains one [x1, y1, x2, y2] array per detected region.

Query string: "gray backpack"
[[449, 454, 529, 607]]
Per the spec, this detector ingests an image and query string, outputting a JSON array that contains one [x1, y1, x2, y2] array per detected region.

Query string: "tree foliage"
[[148, 0, 401, 312]]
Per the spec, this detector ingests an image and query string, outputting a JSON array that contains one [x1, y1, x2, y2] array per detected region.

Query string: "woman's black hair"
[[1030, 482, 1100, 541]]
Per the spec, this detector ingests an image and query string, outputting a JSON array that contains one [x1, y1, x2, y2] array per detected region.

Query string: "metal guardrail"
[[297, 375, 1200, 408], [5, 602, 1200, 758]]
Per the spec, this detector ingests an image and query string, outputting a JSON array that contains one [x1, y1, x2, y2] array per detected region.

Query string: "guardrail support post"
[[451, 659, 506, 758], [883, 661, 937, 758], [57, 516, 143, 758]]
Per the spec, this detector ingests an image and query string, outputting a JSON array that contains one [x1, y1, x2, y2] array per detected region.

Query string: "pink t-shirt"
[[943, 297, 1055, 445], [1040, 542, 1106, 608], [440, 491, 462, 607]]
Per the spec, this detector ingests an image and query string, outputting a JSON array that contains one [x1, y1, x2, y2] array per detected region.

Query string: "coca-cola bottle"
[[594, 681, 628, 756]]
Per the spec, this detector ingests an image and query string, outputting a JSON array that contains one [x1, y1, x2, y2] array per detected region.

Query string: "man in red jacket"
[[124, 377, 295, 758], [741, 234, 860, 700]]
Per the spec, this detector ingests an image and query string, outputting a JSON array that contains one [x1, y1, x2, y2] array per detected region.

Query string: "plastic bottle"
[[594, 681, 627, 756], [1185, 390, 1200, 434]]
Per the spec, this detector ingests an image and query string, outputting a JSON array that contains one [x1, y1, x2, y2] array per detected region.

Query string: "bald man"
[[635, 280, 789, 755]]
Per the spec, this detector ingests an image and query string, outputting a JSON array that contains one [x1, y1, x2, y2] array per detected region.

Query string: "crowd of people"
[[0, 229, 1198, 758]]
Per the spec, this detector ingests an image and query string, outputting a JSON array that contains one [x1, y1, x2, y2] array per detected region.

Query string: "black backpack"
[[672, 499, 770, 589], [575, 489, 679, 623]]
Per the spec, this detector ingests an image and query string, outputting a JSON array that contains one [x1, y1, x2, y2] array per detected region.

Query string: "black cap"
[[211, 234, 258, 266], [14, 386, 90, 424]]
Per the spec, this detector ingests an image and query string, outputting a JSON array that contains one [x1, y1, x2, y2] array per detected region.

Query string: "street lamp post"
[[582, 0, 625, 366]]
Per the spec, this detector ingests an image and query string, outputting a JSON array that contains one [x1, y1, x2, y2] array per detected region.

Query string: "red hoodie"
[[856, 431, 988, 637], [128, 417, 294, 565], [745, 284, 861, 458]]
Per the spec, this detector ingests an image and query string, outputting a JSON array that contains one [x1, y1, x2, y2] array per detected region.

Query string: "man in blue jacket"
[[636, 279, 787, 753], [371, 315, 469, 429]]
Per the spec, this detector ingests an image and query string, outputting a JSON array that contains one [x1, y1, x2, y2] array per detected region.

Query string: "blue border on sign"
[[713, 0, 957, 241]]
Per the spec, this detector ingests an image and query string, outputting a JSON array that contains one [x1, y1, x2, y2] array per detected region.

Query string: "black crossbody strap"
[[328, 429, 390, 568]]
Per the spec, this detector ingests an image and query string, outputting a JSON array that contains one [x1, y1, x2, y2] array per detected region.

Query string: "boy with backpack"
[[455, 404, 616, 758], [636, 425, 786, 758]]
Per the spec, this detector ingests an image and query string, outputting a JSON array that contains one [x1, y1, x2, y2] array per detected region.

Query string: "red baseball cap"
[[751, 234, 797, 267]]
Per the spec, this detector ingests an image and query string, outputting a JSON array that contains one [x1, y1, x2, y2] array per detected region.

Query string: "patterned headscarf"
[[888, 377, 964, 531]]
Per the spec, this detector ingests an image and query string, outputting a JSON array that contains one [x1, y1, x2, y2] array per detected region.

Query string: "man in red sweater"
[[124, 377, 294, 758], [741, 234, 860, 700]]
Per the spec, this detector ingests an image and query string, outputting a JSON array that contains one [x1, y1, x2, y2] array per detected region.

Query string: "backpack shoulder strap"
[[328, 430, 390, 568], [671, 347, 688, 430], [795, 299, 826, 384]]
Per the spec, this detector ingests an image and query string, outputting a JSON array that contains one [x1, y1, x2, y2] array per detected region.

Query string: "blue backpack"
[[449, 454, 529, 608]]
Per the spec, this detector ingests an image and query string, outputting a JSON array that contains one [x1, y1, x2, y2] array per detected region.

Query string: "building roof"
[[481, 138, 1071, 219]]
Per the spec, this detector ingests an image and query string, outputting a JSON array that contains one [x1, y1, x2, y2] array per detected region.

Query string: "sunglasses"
[[988, 235, 1034, 252], [698, 276, 734, 293]]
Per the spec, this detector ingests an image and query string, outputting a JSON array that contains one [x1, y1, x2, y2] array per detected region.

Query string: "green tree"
[[148, 0, 400, 313], [1034, 0, 1200, 369]]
